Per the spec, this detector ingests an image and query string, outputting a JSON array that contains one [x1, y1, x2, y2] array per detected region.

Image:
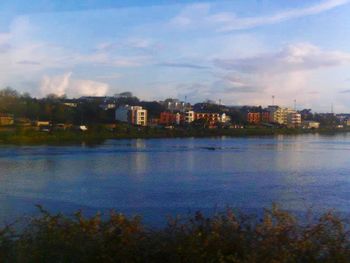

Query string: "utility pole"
[[294, 99, 296, 111]]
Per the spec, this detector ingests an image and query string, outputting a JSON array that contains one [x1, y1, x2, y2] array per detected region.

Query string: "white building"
[[287, 112, 301, 128], [267, 106, 284, 124], [130, 106, 147, 126], [302, 121, 320, 129], [115, 105, 148, 126], [185, 111, 195, 123], [221, 113, 231, 123], [161, 98, 190, 112], [267, 106, 301, 127]]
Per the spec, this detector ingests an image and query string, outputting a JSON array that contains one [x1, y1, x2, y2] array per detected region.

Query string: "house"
[[0, 113, 14, 126], [35, 121, 51, 127], [302, 121, 320, 129]]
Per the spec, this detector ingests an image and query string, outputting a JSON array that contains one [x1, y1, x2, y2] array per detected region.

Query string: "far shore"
[[0, 126, 349, 145]]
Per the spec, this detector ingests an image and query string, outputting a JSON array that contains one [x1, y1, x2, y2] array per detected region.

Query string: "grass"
[[1, 205, 350, 262], [0, 126, 346, 145]]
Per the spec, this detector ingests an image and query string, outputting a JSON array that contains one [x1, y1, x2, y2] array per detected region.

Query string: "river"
[[1, 133, 350, 225]]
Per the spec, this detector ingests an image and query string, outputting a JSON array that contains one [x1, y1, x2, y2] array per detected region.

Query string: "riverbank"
[[0, 126, 349, 145], [0, 205, 348, 262]]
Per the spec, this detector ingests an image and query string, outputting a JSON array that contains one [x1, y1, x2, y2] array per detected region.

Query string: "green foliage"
[[1, 205, 350, 262]]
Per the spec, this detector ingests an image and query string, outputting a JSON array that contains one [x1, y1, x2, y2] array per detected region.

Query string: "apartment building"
[[247, 112, 261, 124], [195, 112, 221, 123], [115, 105, 148, 126], [267, 106, 285, 124], [159, 112, 183, 126], [267, 106, 301, 127], [185, 111, 195, 123], [247, 111, 270, 124], [287, 112, 302, 128]]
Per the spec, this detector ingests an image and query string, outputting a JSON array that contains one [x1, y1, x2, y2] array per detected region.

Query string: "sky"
[[1, 0, 350, 112]]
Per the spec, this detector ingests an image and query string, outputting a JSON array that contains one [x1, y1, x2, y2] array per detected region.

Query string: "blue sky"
[[1, 0, 350, 112]]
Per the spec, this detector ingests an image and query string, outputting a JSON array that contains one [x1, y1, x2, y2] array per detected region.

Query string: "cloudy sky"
[[1, 0, 350, 112]]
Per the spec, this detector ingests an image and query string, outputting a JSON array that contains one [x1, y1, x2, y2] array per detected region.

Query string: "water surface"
[[1, 134, 350, 225]]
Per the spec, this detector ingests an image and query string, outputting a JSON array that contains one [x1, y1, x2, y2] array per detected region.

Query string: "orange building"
[[261, 111, 271, 123], [247, 111, 271, 124], [247, 112, 261, 124], [159, 112, 183, 126], [195, 113, 220, 123]]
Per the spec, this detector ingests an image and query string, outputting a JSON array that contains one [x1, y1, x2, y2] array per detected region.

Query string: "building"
[[287, 112, 302, 128], [302, 121, 320, 129], [130, 106, 147, 126], [159, 112, 177, 126], [261, 111, 270, 123], [35, 121, 51, 127], [0, 113, 14, 126], [160, 98, 190, 113], [159, 112, 183, 126], [195, 112, 221, 124], [115, 105, 148, 126], [148, 118, 160, 127], [247, 112, 261, 124], [267, 106, 301, 127], [100, 103, 116, 111], [185, 111, 195, 123], [267, 106, 285, 124], [115, 105, 129, 123], [221, 113, 231, 123], [63, 100, 78, 108], [247, 111, 270, 124]]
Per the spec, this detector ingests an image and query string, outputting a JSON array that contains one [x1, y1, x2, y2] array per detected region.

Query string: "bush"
[[1, 205, 350, 262]]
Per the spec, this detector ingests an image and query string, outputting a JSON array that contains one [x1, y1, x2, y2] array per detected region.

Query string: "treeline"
[[0, 87, 248, 125], [0, 88, 141, 124], [0, 205, 349, 262], [0, 87, 341, 127]]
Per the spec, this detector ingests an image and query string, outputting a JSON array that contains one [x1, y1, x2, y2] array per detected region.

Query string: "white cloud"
[[72, 51, 150, 68], [170, 0, 349, 31], [210, 43, 350, 107], [95, 73, 122, 80], [0, 33, 11, 45], [170, 3, 211, 28], [220, 0, 349, 31], [214, 43, 350, 74], [40, 72, 109, 98], [0, 16, 148, 96]]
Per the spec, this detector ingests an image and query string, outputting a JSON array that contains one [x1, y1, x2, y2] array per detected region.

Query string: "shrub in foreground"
[[1, 205, 350, 262]]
